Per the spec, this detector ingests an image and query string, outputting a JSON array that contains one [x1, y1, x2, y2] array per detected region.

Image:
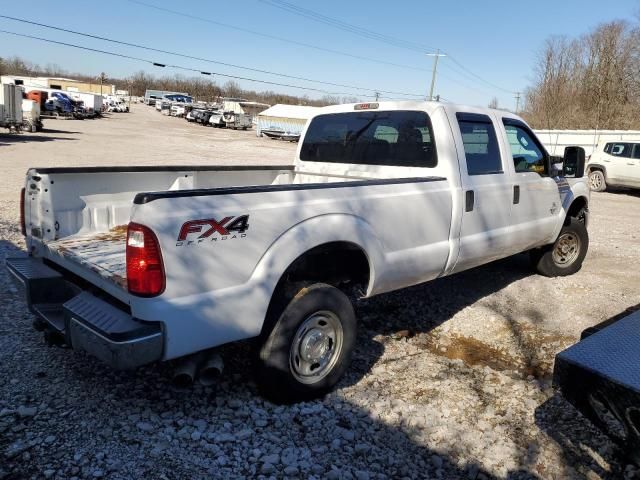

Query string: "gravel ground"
[[1, 106, 640, 480]]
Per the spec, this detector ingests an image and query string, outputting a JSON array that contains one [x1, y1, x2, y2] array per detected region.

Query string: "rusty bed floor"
[[45, 225, 128, 289]]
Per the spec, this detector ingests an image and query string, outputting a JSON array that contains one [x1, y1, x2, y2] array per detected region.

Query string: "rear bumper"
[[6, 255, 163, 369], [553, 309, 640, 464]]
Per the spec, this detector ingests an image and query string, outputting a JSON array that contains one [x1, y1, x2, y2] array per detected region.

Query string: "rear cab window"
[[300, 110, 437, 167]]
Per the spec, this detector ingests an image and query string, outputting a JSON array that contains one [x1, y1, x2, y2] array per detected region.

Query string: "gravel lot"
[[1, 106, 640, 480]]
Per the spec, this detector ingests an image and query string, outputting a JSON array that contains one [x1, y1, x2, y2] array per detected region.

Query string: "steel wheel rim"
[[289, 310, 343, 384], [552, 232, 581, 266], [589, 172, 602, 190]]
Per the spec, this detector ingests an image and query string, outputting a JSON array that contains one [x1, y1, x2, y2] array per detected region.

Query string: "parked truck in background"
[[7, 101, 590, 403], [0, 83, 24, 131], [21, 97, 43, 132]]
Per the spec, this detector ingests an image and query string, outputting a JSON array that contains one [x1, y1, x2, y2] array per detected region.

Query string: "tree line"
[[0, 56, 359, 107], [521, 18, 640, 130]]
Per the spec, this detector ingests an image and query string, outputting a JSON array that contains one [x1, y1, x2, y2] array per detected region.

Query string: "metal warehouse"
[[0, 75, 116, 95], [256, 104, 319, 137]]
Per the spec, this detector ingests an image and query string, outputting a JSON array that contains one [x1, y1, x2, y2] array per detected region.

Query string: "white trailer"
[[0, 83, 23, 131], [22, 99, 42, 132], [63, 91, 103, 116]]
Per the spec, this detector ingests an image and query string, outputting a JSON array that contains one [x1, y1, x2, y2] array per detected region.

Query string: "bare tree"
[[523, 19, 640, 130]]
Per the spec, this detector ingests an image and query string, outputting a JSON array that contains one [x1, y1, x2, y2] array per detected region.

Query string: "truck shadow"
[[40, 128, 82, 134], [0, 134, 79, 145]]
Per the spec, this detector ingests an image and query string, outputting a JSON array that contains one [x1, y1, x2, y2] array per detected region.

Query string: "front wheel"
[[530, 217, 589, 277], [588, 170, 607, 192], [256, 283, 356, 403]]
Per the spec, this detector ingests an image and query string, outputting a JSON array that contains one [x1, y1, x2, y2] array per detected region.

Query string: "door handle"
[[465, 190, 474, 212], [513, 185, 520, 204]]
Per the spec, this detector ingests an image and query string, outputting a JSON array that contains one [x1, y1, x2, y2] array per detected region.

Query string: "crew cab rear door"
[[450, 111, 515, 272]]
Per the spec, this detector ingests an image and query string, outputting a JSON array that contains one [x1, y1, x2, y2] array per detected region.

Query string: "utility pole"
[[514, 92, 521, 113], [427, 50, 446, 101], [374, 91, 380, 101], [98, 72, 106, 96]]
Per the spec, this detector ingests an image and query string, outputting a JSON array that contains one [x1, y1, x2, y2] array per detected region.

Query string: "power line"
[[258, 0, 435, 53], [445, 56, 516, 94], [125, 0, 432, 74], [0, 14, 423, 99], [258, 0, 517, 95], [0, 29, 394, 98]]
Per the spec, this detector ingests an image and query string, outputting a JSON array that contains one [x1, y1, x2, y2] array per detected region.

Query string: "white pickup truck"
[[7, 101, 590, 402]]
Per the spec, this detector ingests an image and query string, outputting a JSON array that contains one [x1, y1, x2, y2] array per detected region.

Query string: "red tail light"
[[20, 187, 26, 236], [126, 222, 165, 296]]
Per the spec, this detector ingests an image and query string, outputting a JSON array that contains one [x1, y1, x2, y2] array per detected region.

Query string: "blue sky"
[[1, 0, 638, 108]]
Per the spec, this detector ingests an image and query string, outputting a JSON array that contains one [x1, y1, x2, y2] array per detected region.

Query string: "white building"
[[256, 104, 319, 137], [534, 129, 640, 156]]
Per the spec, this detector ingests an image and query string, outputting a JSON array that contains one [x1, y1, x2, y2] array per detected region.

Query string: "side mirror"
[[563, 146, 586, 178]]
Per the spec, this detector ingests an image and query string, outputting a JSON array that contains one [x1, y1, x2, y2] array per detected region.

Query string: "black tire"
[[530, 217, 589, 277], [588, 170, 607, 192], [256, 283, 356, 403]]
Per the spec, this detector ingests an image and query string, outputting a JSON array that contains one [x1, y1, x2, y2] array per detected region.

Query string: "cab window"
[[300, 110, 437, 167], [504, 124, 546, 174], [456, 114, 502, 175]]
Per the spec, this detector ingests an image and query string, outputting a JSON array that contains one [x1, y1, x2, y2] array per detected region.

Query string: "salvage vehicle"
[[7, 101, 590, 402], [586, 141, 640, 191]]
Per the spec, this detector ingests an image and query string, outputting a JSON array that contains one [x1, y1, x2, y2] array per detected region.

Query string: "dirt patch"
[[91, 224, 128, 242], [414, 329, 572, 380]]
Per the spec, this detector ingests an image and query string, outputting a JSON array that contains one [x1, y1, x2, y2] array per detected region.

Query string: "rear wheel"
[[256, 283, 356, 403], [588, 170, 607, 192], [530, 217, 589, 277]]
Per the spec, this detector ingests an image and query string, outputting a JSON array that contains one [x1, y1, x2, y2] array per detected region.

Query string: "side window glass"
[[457, 118, 502, 175], [604, 143, 612, 154], [610, 143, 632, 158], [505, 125, 546, 174], [633, 144, 640, 159]]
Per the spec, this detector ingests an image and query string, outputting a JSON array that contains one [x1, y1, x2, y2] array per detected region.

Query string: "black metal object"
[[465, 190, 474, 212], [554, 308, 640, 464]]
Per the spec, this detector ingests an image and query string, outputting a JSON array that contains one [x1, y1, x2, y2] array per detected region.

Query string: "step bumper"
[[6, 255, 163, 369]]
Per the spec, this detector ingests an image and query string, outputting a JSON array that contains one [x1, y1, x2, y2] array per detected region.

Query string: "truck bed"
[[45, 225, 128, 289]]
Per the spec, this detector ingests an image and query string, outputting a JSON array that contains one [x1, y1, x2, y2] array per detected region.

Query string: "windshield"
[[300, 110, 437, 167]]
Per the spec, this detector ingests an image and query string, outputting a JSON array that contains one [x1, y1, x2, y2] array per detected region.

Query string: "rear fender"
[[250, 213, 384, 298]]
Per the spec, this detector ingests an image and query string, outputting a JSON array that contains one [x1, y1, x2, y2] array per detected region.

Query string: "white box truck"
[[0, 83, 24, 131]]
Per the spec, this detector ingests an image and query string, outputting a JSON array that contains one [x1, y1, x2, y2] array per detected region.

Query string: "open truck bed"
[[45, 225, 128, 289]]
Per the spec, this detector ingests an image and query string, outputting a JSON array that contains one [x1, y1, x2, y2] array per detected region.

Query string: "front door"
[[501, 119, 562, 251], [451, 112, 514, 273]]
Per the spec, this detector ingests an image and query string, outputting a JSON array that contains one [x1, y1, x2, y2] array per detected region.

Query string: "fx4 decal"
[[176, 215, 249, 246]]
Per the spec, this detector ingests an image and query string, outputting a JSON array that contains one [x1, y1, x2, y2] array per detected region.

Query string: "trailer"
[[554, 307, 640, 465], [22, 98, 43, 132], [0, 83, 23, 131], [62, 90, 103, 117]]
